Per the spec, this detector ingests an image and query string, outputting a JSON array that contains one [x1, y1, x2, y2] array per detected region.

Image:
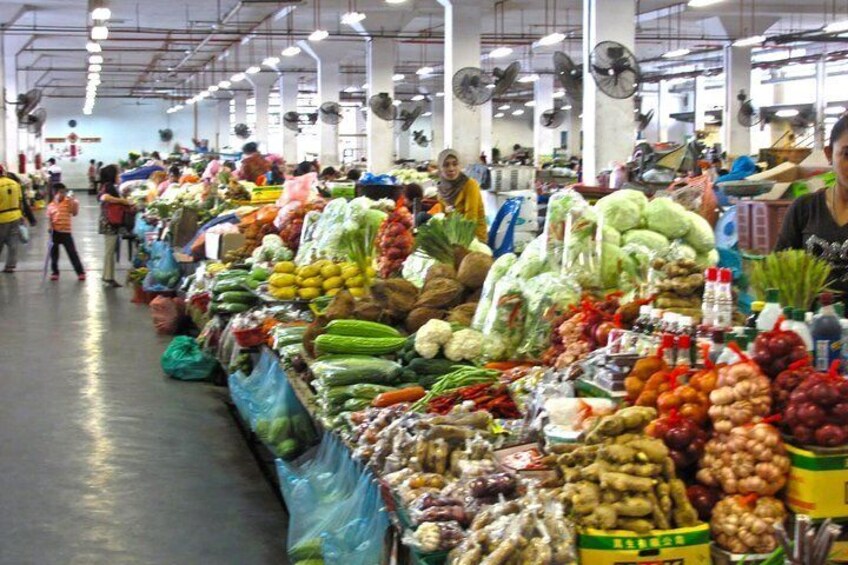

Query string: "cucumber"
[[211, 302, 251, 314], [218, 291, 257, 304], [289, 538, 322, 561], [213, 279, 249, 293], [314, 334, 406, 356], [311, 356, 403, 387], [324, 319, 402, 338], [407, 357, 468, 376]]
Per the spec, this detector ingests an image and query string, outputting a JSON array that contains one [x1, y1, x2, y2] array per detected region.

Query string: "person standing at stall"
[[777, 114, 848, 298], [237, 142, 270, 183], [428, 149, 488, 241], [47, 183, 85, 281], [98, 164, 132, 288]]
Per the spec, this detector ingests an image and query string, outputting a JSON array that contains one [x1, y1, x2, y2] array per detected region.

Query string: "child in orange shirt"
[[47, 183, 85, 281]]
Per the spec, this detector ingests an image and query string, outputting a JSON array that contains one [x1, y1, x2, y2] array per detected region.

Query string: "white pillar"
[[431, 95, 445, 161], [355, 106, 367, 162], [567, 109, 581, 156], [815, 56, 827, 151], [534, 74, 557, 166], [480, 100, 493, 163], [317, 59, 340, 167], [278, 73, 299, 163], [3, 36, 20, 171], [694, 76, 708, 132], [251, 73, 276, 151], [658, 80, 672, 142], [367, 37, 396, 174], [724, 45, 752, 158], [396, 121, 410, 160], [582, 0, 637, 184], [216, 98, 231, 151], [233, 91, 248, 128], [438, 0, 482, 165]]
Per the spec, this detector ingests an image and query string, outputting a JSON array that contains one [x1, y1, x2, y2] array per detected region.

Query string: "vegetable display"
[[376, 203, 415, 278], [708, 358, 772, 434], [710, 495, 787, 554], [783, 368, 848, 446], [751, 326, 808, 379]]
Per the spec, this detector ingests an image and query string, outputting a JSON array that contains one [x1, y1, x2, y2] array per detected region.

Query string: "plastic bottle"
[[713, 269, 734, 329], [676, 334, 692, 367], [661, 333, 676, 366], [789, 308, 813, 353], [746, 301, 764, 329], [812, 293, 843, 371], [702, 267, 719, 327], [835, 304, 848, 368], [661, 312, 678, 335], [694, 324, 713, 368], [708, 329, 726, 366], [756, 288, 783, 332], [647, 308, 663, 336]]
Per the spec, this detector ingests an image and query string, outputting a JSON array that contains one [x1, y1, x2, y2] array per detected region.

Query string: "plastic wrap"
[[479, 274, 526, 362], [516, 272, 580, 360], [542, 189, 591, 271], [561, 204, 603, 289], [470, 253, 517, 331]]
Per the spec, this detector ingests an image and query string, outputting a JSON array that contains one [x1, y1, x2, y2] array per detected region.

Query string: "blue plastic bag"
[[161, 336, 217, 380], [143, 240, 180, 291]]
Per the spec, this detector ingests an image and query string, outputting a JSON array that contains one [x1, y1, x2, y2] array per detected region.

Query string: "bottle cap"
[[792, 308, 806, 322], [719, 269, 733, 283], [766, 288, 779, 302], [662, 333, 675, 348], [782, 306, 793, 317], [820, 292, 834, 306], [705, 267, 719, 281], [750, 301, 765, 313]]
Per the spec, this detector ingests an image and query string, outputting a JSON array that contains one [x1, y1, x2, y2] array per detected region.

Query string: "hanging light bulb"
[[525, 100, 536, 107], [498, 104, 510, 110], [86, 42, 102, 53], [489, 47, 513, 58], [88, 64, 102, 73], [411, 94, 425, 101], [494, 112, 505, 118], [518, 74, 540, 83], [88, 72, 100, 80], [309, 29, 329, 41], [89, 54, 104, 64], [208, 85, 220, 92], [282, 45, 301, 57], [511, 109, 525, 116], [91, 26, 108, 41], [262, 56, 280, 67]]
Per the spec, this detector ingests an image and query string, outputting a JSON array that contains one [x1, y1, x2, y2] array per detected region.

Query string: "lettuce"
[[602, 225, 621, 246], [595, 189, 647, 232], [601, 243, 625, 289], [684, 211, 716, 253], [644, 197, 691, 239]]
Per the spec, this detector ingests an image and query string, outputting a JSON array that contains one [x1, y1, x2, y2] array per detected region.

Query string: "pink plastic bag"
[[150, 296, 186, 335], [276, 172, 316, 206]]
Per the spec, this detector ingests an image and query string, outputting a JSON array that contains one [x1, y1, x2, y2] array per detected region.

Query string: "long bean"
[[411, 367, 500, 411]]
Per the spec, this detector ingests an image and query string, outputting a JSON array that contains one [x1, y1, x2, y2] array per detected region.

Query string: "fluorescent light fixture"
[[263, 56, 280, 67], [485, 83, 496, 89], [416, 66, 434, 76], [825, 106, 845, 115], [91, 7, 111, 21], [518, 74, 540, 83], [231, 72, 246, 82], [733, 35, 766, 47], [89, 77, 101, 85], [489, 46, 513, 58], [411, 94, 426, 101], [386, 0, 407, 3], [825, 116, 839, 123], [281, 45, 301, 57], [392, 73, 405, 81], [494, 112, 505, 118], [187, 97, 196, 105], [498, 104, 510, 110], [198, 91, 210, 99], [525, 100, 535, 107], [89, 64, 102, 72], [512, 109, 525, 116], [775, 108, 799, 118], [563, 105, 572, 110], [422, 111, 432, 117], [83, 108, 92, 115], [553, 90, 566, 99], [663, 48, 691, 58], [88, 72, 100, 80], [86, 42, 102, 53], [218, 79, 231, 89], [91, 26, 108, 41], [309, 29, 329, 42], [245, 65, 261, 74], [241, 35, 252, 45], [688, 0, 725, 6], [341, 11, 366, 25], [825, 20, 848, 33], [538, 32, 566, 46], [344, 86, 359, 93], [392, 99, 402, 106], [208, 85, 220, 92], [435, 92, 445, 97], [89, 55, 104, 64]]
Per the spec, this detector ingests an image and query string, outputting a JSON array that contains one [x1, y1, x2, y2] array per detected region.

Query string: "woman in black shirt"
[[776, 114, 848, 297]]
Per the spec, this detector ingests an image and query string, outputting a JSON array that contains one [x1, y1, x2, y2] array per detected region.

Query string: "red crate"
[[735, 199, 792, 255]]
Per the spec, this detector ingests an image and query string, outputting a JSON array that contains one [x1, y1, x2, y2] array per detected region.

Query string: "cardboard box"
[[205, 232, 246, 260], [786, 444, 848, 519], [578, 524, 711, 565]]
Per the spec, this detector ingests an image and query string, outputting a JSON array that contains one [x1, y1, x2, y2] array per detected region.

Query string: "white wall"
[[492, 115, 534, 156]]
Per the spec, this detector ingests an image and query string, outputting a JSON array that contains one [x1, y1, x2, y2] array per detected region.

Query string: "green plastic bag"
[[161, 336, 217, 380]]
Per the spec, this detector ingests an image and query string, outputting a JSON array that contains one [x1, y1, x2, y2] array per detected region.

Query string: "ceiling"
[[3, 0, 847, 103]]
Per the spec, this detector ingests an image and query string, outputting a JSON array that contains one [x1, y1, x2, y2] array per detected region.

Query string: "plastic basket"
[[735, 199, 791, 255]]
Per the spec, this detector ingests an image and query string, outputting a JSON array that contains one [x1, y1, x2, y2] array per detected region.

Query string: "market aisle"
[[0, 196, 288, 565]]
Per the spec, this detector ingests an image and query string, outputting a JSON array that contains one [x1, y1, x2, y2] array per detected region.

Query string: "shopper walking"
[[87, 159, 97, 194], [0, 171, 36, 273], [428, 149, 488, 241], [46, 183, 85, 281], [98, 164, 131, 288]]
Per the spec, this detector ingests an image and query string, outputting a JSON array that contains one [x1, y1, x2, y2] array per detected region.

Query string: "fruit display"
[[646, 413, 708, 473], [710, 495, 787, 554], [783, 369, 848, 446], [772, 359, 816, 412], [707, 358, 772, 434], [267, 259, 368, 301]]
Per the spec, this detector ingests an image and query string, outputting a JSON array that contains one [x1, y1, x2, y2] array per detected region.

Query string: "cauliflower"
[[444, 329, 484, 362], [414, 319, 453, 359]]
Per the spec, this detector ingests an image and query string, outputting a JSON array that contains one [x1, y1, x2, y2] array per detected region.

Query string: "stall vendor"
[[776, 113, 848, 297], [429, 149, 488, 241], [237, 142, 270, 183]]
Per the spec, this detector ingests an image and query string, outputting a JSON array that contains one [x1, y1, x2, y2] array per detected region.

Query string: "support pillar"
[[216, 98, 231, 151], [815, 56, 827, 151], [480, 100, 493, 163], [438, 0, 482, 165], [233, 91, 248, 132], [694, 75, 708, 133], [567, 109, 581, 156], [367, 37, 396, 173], [317, 59, 340, 167], [723, 45, 752, 158], [396, 120, 410, 161], [582, 0, 637, 184], [278, 73, 299, 162], [658, 80, 672, 142], [431, 96, 445, 161], [250, 72, 277, 151], [534, 74, 557, 166]]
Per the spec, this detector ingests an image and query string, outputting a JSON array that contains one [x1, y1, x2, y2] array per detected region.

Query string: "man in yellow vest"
[[0, 172, 36, 273]]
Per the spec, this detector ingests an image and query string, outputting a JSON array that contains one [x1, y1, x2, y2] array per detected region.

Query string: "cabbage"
[[595, 189, 648, 232], [622, 229, 670, 253], [644, 197, 691, 239], [600, 243, 625, 289], [696, 249, 719, 267], [602, 225, 621, 246], [469, 239, 493, 256], [683, 211, 716, 253], [668, 242, 698, 262]]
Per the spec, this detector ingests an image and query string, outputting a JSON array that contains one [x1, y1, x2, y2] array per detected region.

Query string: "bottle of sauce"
[[746, 301, 764, 329], [702, 267, 719, 327], [713, 269, 734, 330], [812, 292, 843, 371]]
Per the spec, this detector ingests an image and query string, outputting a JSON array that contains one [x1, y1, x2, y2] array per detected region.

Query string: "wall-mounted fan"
[[369, 93, 397, 121], [283, 111, 301, 133], [159, 128, 174, 142], [540, 107, 566, 129], [637, 109, 654, 133], [491, 61, 520, 97], [412, 130, 430, 147], [553, 51, 582, 110], [736, 90, 760, 128], [319, 102, 343, 125], [399, 106, 423, 132], [14, 88, 41, 122], [234, 123, 251, 139], [453, 67, 493, 106], [25, 108, 46, 137], [589, 41, 641, 99]]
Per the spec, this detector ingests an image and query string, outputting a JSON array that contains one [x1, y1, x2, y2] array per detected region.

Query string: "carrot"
[[484, 361, 531, 371], [372, 386, 426, 408]]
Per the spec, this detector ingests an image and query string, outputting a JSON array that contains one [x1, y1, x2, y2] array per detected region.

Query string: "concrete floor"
[[0, 196, 288, 565]]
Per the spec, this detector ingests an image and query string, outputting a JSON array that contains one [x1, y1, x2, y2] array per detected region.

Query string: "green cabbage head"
[[644, 197, 691, 239], [683, 211, 716, 253], [595, 189, 648, 232]]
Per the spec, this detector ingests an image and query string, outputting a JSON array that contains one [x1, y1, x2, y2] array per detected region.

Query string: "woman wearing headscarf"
[[429, 149, 488, 241]]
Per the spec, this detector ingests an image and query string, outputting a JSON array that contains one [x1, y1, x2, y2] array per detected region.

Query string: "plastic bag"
[[143, 240, 180, 291], [542, 189, 590, 270], [516, 273, 580, 360], [277, 172, 316, 205], [561, 204, 603, 289], [471, 252, 517, 331], [150, 295, 186, 335], [479, 274, 527, 361], [160, 336, 217, 380], [133, 214, 157, 240]]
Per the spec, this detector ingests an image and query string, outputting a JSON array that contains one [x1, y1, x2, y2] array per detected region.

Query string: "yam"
[[425, 263, 456, 284], [457, 252, 494, 289], [371, 278, 419, 316], [406, 307, 446, 333], [447, 302, 478, 327], [416, 277, 464, 309]]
